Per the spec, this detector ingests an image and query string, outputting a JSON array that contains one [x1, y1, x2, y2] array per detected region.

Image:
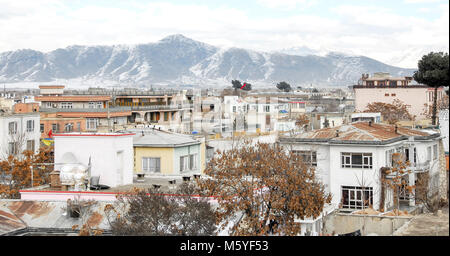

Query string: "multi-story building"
[[279, 121, 445, 212], [35, 85, 131, 133], [0, 112, 40, 158], [354, 73, 446, 120]]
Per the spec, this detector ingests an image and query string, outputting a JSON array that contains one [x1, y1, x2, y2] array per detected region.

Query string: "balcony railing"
[[128, 104, 193, 111], [40, 107, 132, 113], [411, 160, 431, 173]]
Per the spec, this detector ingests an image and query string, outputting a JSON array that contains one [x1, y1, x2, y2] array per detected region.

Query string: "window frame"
[[433, 144, 438, 160], [52, 123, 59, 133], [26, 120, 34, 132], [142, 157, 161, 173], [293, 150, 317, 166], [341, 152, 373, 169], [8, 121, 18, 135], [342, 186, 373, 210], [26, 140, 35, 152], [86, 118, 98, 130]]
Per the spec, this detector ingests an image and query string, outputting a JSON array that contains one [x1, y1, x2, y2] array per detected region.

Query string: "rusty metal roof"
[[0, 200, 110, 236]]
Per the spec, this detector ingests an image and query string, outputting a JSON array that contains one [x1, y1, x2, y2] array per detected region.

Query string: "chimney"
[[369, 121, 372, 127], [335, 130, 339, 137], [141, 131, 145, 136]]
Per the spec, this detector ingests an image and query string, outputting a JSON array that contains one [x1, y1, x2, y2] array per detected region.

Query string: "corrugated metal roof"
[[0, 200, 110, 235]]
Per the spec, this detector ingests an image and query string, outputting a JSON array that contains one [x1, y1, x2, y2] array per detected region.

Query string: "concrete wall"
[[323, 212, 412, 236], [174, 144, 201, 175], [354, 87, 436, 120], [54, 134, 134, 188], [134, 147, 174, 175]]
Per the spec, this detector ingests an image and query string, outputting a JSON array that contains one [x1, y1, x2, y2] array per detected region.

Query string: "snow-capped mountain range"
[[0, 34, 416, 87]]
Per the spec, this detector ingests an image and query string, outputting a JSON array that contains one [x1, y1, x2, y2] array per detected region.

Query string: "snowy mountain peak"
[[0, 35, 416, 87]]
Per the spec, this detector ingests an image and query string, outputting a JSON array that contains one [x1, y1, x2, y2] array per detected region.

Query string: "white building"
[[279, 122, 444, 212], [0, 112, 40, 158], [54, 132, 135, 188]]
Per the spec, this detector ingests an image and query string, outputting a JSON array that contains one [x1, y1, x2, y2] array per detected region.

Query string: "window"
[[52, 123, 59, 133], [8, 122, 17, 135], [341, 153, 372, 169], [26, 140, 35, 152], [142, 157, 161, 173], [391, 93, 396, 96], [385, 149, 395, 167], [389, 81, 397, 87], [8, 142, 19, 155], [265, 105, 270, 112], [46, 102, 53, 108], [61, 102, 73, 109], [293, 150, 317, 166], [180, 154, 197, 172], [87, 118, 98, 130], [342, 186, 373, 209], [26, 120, 34, 132], [77, 122, 81, 132], [97, 102, 103, 108], [65, 123, 73, 132], [414, 147, 417, 165], [232, 106, 236, 113], [180, 155, 189, 172], [433, 144, 438, 160], [164, 112, 169, 121], [189, 154, 198, 170], [40, 124, 45, 133], [88, 102, 96, 108], [427, 146, 432, 161]]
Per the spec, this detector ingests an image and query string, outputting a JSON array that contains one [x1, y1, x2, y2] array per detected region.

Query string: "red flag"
[[48, 129, 53, 138]]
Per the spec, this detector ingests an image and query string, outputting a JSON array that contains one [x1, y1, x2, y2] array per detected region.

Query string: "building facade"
[[279, 122, 444, 212], [0, 112, 40, 158], [354, 73, 446, 120]]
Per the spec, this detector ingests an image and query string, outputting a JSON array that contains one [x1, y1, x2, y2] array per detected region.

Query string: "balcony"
[[129, 104, 193, 111], [410, 160, 431, 173], [40, 107, 132, 113]]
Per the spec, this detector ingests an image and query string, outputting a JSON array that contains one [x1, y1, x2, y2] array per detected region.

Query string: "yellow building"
[[132, 129, 205, 176]]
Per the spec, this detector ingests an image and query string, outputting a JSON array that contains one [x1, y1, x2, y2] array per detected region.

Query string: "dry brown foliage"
[[198, 141, 332, 236], [365, 99, 413, 124], [380, 153, 413, 213], [0, 145, 54, 198], [104, 183, 216, 236], [295, 114, 309, 130]]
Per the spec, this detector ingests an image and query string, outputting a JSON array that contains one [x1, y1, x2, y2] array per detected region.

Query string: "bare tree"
[[104, 183, 216, 236], [197, 141, 332, 236]]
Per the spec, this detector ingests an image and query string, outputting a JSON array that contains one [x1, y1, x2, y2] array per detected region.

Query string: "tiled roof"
[[282, 122, 437, 144], [35, 95, 111, 102], [39, 85, 65, 89]]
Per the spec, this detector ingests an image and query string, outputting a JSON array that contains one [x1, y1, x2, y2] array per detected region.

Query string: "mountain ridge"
[[0, 34, 416, 87]]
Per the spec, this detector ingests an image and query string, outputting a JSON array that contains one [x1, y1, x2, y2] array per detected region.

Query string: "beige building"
[[354, 73, 446, 120]]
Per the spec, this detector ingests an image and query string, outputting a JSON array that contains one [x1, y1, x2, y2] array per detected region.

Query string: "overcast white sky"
[[0, 0, 448, 68]]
